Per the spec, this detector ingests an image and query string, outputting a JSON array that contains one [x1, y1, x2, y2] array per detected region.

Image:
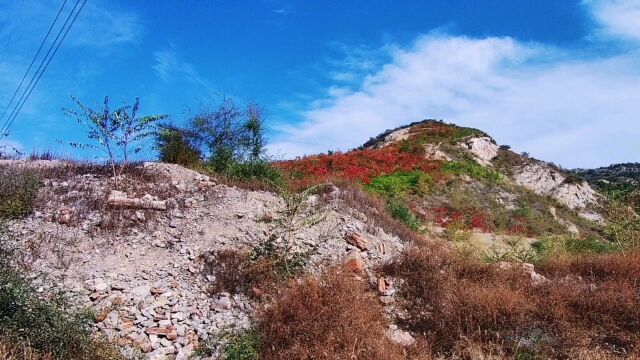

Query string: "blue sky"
[[0, 0, 639, 167]]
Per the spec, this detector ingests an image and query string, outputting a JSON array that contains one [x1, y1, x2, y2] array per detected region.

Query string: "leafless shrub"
[[383, 244, 640, 358], [257, 268, 413, 360], [201, 249, 280, 299]]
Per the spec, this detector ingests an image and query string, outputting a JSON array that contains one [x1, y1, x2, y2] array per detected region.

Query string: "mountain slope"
[[3, 120, 636, 359], [279, 120, 604, 251]]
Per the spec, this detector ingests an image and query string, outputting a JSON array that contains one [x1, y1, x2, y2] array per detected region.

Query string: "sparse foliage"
[[184, 98, 269, 172], [269, 184, 327, 275], [64, 96, 166, 181], [0, 260, 121, 359], [605, 190, 640, 249], [0, 143, 22, 160], [194, 329, 261, 360]]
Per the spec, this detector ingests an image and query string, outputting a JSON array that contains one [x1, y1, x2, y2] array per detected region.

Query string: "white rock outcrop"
[[458, 137, 499, 166], [423, 144, 452, 161], [373, 128, 411, 148], [513, 162, 599, 211]]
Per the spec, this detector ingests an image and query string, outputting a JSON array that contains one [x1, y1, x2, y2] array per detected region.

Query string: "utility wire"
[[0, 0, 68, 129], [0, 0, 83, 136], [1, 0, 87, 137]]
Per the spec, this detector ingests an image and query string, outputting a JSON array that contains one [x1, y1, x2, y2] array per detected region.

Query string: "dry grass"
[[0, 167, 40, 220], [201, 249, 282, 299], [256, 269, 415, 360], [0, 337, 46, 360], [0, 335, 120, 360], [383, 245, 640, 358], [1, 161, 181, 234], [335, 183, 425, 244]]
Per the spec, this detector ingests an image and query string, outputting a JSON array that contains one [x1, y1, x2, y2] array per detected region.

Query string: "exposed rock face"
[[458, 136, 499, 166], [549, 207, 580, 235], [497, 262, 548, 286], [513, 162, 599, 211], [514, 163, 564, 194], [423, 144, 452, 161], [370, 128, 411, 149], [142, 162, 215, 191], [550, 182, 599, 211]]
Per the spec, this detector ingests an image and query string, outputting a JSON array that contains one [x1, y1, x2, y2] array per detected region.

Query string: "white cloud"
[[0, 0, 142, 50], [153, 48, 211, 90], [271, 1, 640, 168], [587, 0, 640, 41], [69, 1, 143, 47]]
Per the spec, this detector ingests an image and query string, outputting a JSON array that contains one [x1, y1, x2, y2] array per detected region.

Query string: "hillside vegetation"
[[1, 117, 639, 359]]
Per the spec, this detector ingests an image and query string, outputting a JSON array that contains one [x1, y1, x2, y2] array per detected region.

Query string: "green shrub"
[[562, 173, 583, 185], [442, 161, 501, 184], [386, 198, 421, 230], [367, 171, 434, 198], [0, 168, 40, 220], [225, 161, 283, 185], [565, 237, 619, 254], [604, 192, 640, 248], [155, 124, 202, 167], [194, 330, 261, 360], [0, 264, 120, 359], [507, 199, 568, 237], [224, 331, 261, 360], [184, 99, 269, 173], [532, 235, 620, 262]]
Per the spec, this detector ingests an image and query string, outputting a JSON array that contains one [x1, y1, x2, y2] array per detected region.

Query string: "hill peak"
[[361, 119, 489, 150]]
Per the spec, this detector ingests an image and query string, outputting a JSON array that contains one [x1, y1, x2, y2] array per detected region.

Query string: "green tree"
[[155, 124, 202, 167], [186, 98, 244, 172]]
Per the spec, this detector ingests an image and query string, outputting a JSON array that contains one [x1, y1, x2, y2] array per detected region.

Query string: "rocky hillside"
[[2, 120, 637, 360], [279, 120, 605, 249], [574, 162, 640, 186], [1, 161, 408, 359], [573, 163, 640, 200]]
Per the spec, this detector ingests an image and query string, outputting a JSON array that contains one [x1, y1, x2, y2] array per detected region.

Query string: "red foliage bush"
[[469, 211, 493, 232], [509, 217, 529, 236], [429, 207, 493, 233], [276, 145, 441, 185]]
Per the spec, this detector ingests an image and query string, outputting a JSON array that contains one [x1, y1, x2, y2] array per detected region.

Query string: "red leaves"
[[470, 212, 492, 233], [276, 146, 440, 184], [509, 217, 529, 236], [431, 207, 494, 233]]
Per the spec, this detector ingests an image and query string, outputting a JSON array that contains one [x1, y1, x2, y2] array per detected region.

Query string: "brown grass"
[[335, 183, 425, 244], [256, 269, 416, 360], [0, 337, 47, 360], [0, 334, 122, 360], [201, 249, 281, 299], [1, 161, 182, 234], [383, 246, 640, 358]]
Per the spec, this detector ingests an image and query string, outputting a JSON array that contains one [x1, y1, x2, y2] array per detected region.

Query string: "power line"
[[1, 0, 87, 137], [0, 0, 68, 128], [0, 0, 83, 136]]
